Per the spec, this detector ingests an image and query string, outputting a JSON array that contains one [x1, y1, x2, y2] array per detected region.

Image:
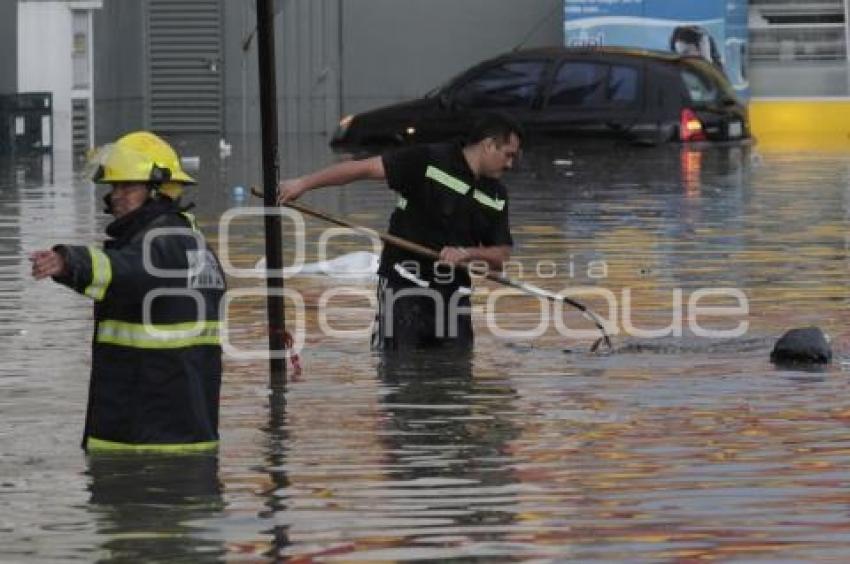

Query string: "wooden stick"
[[251, 187, 613, 352]]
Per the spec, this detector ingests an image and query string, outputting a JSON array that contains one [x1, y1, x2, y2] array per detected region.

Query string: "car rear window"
[[547, 61, 639, 108], [679, 59, 739, 105], [453, 60, 547, 109], [681, 69, 718, 104]]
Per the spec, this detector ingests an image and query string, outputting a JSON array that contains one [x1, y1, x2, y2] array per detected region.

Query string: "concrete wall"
[[750, 98, 850, 151], [222, 0, 258, 144], [340, 0, 564, 116], [221, 0, 563, 139], [91, 0, 145, 143], [278, 0, 342, 135], [223, 0, 341, 140], [0, 2, 17, 94], [750, 62, 850, 97], [17, 1, 73, 173]]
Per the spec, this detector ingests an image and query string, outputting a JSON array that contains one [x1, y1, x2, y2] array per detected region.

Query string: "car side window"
[[681, 69, 718, 104], [453, 61, 547, 109], [608, 65, 638, 103], [548, 62, 639, 107]]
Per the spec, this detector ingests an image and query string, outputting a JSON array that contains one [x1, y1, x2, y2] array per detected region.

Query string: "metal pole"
[[256, 0, 286, 388], [338, 0, 344, 117]]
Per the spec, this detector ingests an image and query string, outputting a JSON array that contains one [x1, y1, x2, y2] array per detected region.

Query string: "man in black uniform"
[[277, 112, 522, 350]]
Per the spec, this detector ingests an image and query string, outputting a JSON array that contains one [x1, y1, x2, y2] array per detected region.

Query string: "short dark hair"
[[465, 111, 525, 146], [670, 25, 702, 46]]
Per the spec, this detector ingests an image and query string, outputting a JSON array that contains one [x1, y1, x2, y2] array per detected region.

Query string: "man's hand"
[[439, 246, 471, 265], [29, 250, 66, 280], [439, 245, 510, 272], [277, 178, 309, 205]]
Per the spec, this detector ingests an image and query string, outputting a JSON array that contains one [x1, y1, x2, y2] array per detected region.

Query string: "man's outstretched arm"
[[277, 156, 385, 204]]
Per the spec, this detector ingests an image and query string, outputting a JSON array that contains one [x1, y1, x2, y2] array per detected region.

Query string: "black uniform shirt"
[[379, 142, 513, 290]]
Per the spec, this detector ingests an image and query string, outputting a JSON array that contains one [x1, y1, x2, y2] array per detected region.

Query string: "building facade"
[[2, 0, 849, 162], [93, 0, 564, 143], [749, 0, 850, 96], [0, 0, 100, 172]]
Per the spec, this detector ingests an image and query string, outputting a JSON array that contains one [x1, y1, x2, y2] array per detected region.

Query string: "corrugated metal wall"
[[146, 0, 223, 133]]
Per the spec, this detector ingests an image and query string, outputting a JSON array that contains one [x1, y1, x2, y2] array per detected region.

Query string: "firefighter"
[[29, 131, 226, 452], [278, 112, 521, 350]]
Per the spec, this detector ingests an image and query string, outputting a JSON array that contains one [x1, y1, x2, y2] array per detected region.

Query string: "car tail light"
[[679, 108, 706, 142]]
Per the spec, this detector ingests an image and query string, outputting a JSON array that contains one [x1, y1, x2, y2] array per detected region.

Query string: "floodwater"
[[1, 136, 849, 562]]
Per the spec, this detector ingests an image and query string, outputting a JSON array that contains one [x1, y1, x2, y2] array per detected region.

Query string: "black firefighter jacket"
[[53, 199, 226, 452]]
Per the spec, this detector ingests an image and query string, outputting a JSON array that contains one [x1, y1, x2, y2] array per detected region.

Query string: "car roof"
[[495, 45, 684, 63]]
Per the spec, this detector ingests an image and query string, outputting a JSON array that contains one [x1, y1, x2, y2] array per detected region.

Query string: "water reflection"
[[86, 454, 224, 561], [377, 352, 520, 522], [2, 135, 850, 561], [261, 387, 291, 560], [268, 352, 527, 561]]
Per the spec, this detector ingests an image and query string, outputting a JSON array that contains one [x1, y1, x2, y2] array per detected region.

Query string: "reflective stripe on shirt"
[[393, 263, 472, 294], [472, 189, 506, 211], [425, 166, 505, 212], [394, 263, 429, 287], [425, 166, 470, 195]]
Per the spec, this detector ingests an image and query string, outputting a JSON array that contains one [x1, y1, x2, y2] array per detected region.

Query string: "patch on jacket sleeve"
[[187, 250, 226, 290]]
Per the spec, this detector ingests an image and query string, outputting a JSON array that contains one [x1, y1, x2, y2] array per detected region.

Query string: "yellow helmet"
[[89, 131, 196, 197]]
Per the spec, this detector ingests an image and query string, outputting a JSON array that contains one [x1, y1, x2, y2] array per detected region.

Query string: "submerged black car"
[[331, 46, 750, 148]]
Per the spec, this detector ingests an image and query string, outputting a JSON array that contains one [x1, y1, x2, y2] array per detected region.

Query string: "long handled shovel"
[[251, 188, 613, 352]]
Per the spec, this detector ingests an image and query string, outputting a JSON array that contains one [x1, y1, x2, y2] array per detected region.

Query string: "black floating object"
[[770, 327, 832, 365]]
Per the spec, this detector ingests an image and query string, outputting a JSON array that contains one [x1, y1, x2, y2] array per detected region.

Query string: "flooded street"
[[1, 137, 849, 562]]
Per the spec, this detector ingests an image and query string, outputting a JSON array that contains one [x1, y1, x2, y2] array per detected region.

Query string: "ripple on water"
[[2, 143, 850, 561]]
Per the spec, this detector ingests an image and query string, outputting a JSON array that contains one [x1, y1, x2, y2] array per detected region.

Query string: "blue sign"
[[564, 0, 750, 97]]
